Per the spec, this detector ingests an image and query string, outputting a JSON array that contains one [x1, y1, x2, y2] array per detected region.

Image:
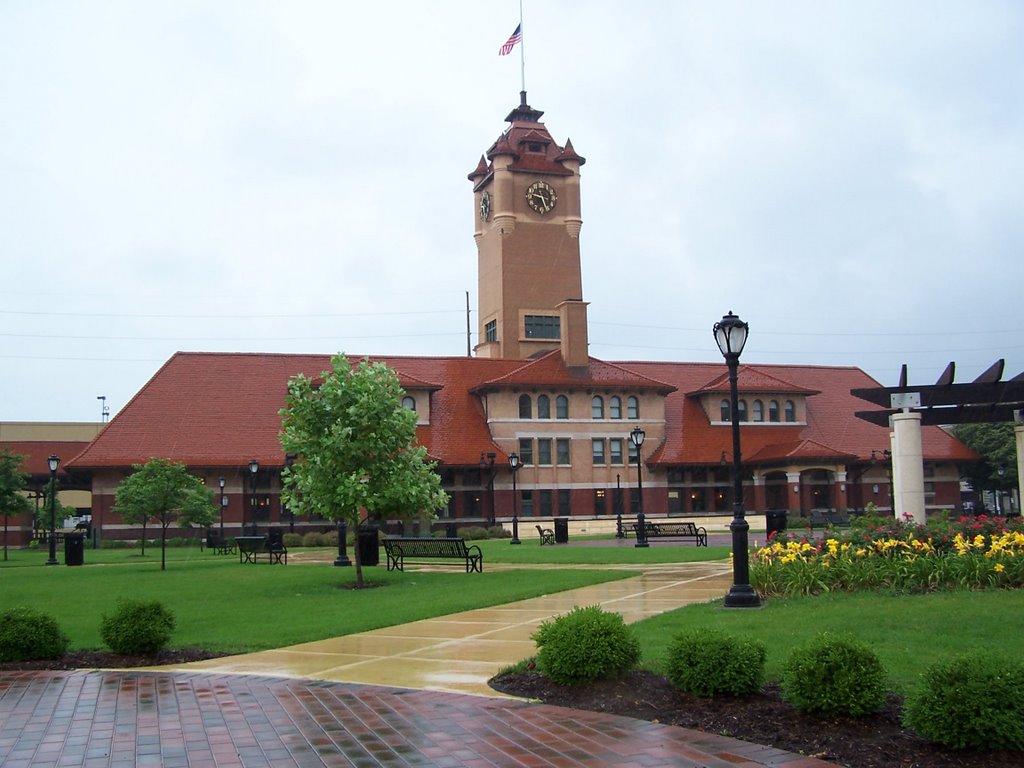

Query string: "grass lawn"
[[0, 548, 635, 653], [633, 589, 1024, 692]]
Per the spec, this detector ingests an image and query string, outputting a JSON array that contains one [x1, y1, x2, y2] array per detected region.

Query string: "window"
[[463, 491, 480, 517], [752, 399, 764, 422], [539, 489, 553, 516], [556, 438, 571, 465], [627, 396, 639, 419], [401, 396, 416, 411], [521, 490, 534, 516], [518, 394, 532, 419], [784, 400, 796, 422], [592, 396, 604, 419], [592, 439, 606, 465], [518, 438, 533, 465], [720, 399, 731, 422], [593, 489, 607, 516], [737, 399, 748, 422], [537, 395, 551, 419], [556, 394, 569, 419], [609, 396, 622, 419], [557, 489, 571, 515], [609, 438, 623, 465], [628, 440, 639, 462], [484, 319, 497, 343], [769, 400, 780, 422], [537, 438, 552, 465], [524, 315, 560, 339]]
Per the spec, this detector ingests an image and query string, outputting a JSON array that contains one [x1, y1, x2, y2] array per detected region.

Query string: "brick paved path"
[[0, 670, 836, 768]]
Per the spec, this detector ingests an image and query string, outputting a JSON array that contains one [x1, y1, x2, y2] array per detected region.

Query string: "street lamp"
[[509, 453, 521, 545], [248, 459, 259, 536], [218, 476, 226, 539], [46, 455, 60, 566], [480, 451, 497, 528], [629, 426, 648, 548], [714, 310, 760, 608]]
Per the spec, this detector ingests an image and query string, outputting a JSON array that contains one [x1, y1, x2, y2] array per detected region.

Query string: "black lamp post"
[[248, 459, 259, 535], [45, 455, 60, 566], [629, 426, 648, 548], [714, 311, 760, 607], [509, 452, 521, 544], [218, 476, 226, 539], [480, 451, 497, 528]]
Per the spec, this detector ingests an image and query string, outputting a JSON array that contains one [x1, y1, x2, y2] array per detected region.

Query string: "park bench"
[[382, 537, 483, 573], [535, 524, 555, 545], [632, 520, 708, 546], [809, 511, 851, 530], [206, 532, 235, 555], [234, 535, 288, 565]]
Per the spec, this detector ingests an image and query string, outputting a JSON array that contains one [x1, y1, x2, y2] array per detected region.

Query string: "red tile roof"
[[690, 365, 818, 396], [0, 441, 91, 478], [473, 351, 675, 393]]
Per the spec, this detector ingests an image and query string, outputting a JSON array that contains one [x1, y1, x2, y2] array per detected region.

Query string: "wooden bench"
[[234, 535, 287, 565], [206, 532, 236, 555], [535, 524, 555, 545], [632, 521, 708, 546], [382, 537, 483, 573]]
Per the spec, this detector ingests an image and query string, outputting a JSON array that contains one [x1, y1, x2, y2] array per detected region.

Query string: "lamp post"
[[615, 473, 625, 538], [629, 426, 648, 547], [480, 451, 497, 528], [218, 477, 226, 539], [714, 311, 760, 608], [509, 453, 521, 545], [248, 459, 259, 536], [45, 455, 60, 566]]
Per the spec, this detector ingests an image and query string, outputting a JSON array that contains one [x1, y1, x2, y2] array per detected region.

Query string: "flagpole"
[[519, 0, 526, 95]]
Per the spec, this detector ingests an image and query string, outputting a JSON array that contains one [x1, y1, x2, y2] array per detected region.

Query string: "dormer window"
[[769, 400, 780, 422], [720, 399, 731, 422], [528, 141, 544, 152], [785, 400, 796, 422], [752, 400, 764, 422], [401, 396, 416, 411]]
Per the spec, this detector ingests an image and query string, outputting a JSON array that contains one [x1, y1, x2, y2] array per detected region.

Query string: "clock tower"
[[469, 93, 588, 365]]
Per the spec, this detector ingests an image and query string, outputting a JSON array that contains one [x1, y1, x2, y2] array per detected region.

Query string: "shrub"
[[487, 525, 511, 539], [664, 628, 766, 697], [302, 531, 332, 547], [282, 532, 303, 548], [903, 653, 1024, 751], [0, 607, 69, 662], [100, 600, 176, 655], [781, 632, 887, 716], [532, 605, 640, 686], [459, 526, 490, 541]]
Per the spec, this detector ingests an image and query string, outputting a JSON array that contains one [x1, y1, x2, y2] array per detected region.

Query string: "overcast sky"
[[2, 1, 1022, 423]]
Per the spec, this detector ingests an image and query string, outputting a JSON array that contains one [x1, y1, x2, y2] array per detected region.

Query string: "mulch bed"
[[490, 669, 1024, 768], [0, 648, 225, 671]]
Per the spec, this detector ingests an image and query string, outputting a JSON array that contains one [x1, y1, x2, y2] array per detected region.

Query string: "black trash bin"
[[267, 527, 284, 549], [445, 522, 458, 538], [64, 533, 85, 566], [357, 526, 380, 566], [554, 517, 569, 544], [765, 509, 787, 538]]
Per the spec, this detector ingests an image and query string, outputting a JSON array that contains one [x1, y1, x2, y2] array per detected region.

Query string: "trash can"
[[267, 527, 284, 550], [445, 522, 458, 538], [357, 526, 380, 566], [765, 509, 787, 538], [64, 533, 85, 566], [554, 517, 569, 544]]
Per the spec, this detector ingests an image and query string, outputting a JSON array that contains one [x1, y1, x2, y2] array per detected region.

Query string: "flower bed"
[[752, 514, 1024, 596]]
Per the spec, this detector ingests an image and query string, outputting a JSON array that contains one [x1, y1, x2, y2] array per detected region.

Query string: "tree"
[[0, 450, 31, 561], [279, 355, 449, 587], [113, 458, 216, 570], [951, 423, 1017, 512]]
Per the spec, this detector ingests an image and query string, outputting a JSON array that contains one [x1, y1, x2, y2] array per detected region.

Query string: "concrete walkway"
[[0, 561, 842, 767]]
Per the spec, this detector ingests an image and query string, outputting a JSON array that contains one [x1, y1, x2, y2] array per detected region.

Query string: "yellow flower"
[[994, 563, 1006, 573]]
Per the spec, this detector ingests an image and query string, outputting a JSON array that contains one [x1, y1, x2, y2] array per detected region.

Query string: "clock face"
[[526, 181, 557, 214], [479, 191, 491, 221]]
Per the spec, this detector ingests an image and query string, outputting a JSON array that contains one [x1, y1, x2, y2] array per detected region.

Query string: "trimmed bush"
[[665, 628, 766, 697], [100, 600, 176, 655], [282, 532, 303, 548], [781, 632, 887, 716], [903, 653, 1024, 751], [459, 526, 490, 540], [487, 525, 511, 539], [0, 607, 69, 662], [532, 605, 640, 686]]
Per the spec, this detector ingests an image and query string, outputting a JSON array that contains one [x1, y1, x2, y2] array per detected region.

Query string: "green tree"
[[0, 450, 32, 561], [952, 423, 1017, 512], [279, 355, 449, 587], [113, 458, 216, 570]]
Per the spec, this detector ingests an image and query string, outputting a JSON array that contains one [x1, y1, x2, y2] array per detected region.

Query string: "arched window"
[[609, 396, 622, 419], [768, 400, 780, 422], [518, 394, 532, 419], [627, 396, 639, 419], [737, 399, 748, 422], [720, 399, 731, 422], [537, 395, 551, 419], [752, 399, 764, 422], [591, 396, 604, 419], [556, 394, 569, 419], [784, 400, 796, 422], [401, 396, 416, 411]]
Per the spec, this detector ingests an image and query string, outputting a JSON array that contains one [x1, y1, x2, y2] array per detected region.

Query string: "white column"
[[892, 412, 925, 524]]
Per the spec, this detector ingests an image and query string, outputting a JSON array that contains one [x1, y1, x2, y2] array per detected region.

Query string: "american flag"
[[499, 24, 522, 56]]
